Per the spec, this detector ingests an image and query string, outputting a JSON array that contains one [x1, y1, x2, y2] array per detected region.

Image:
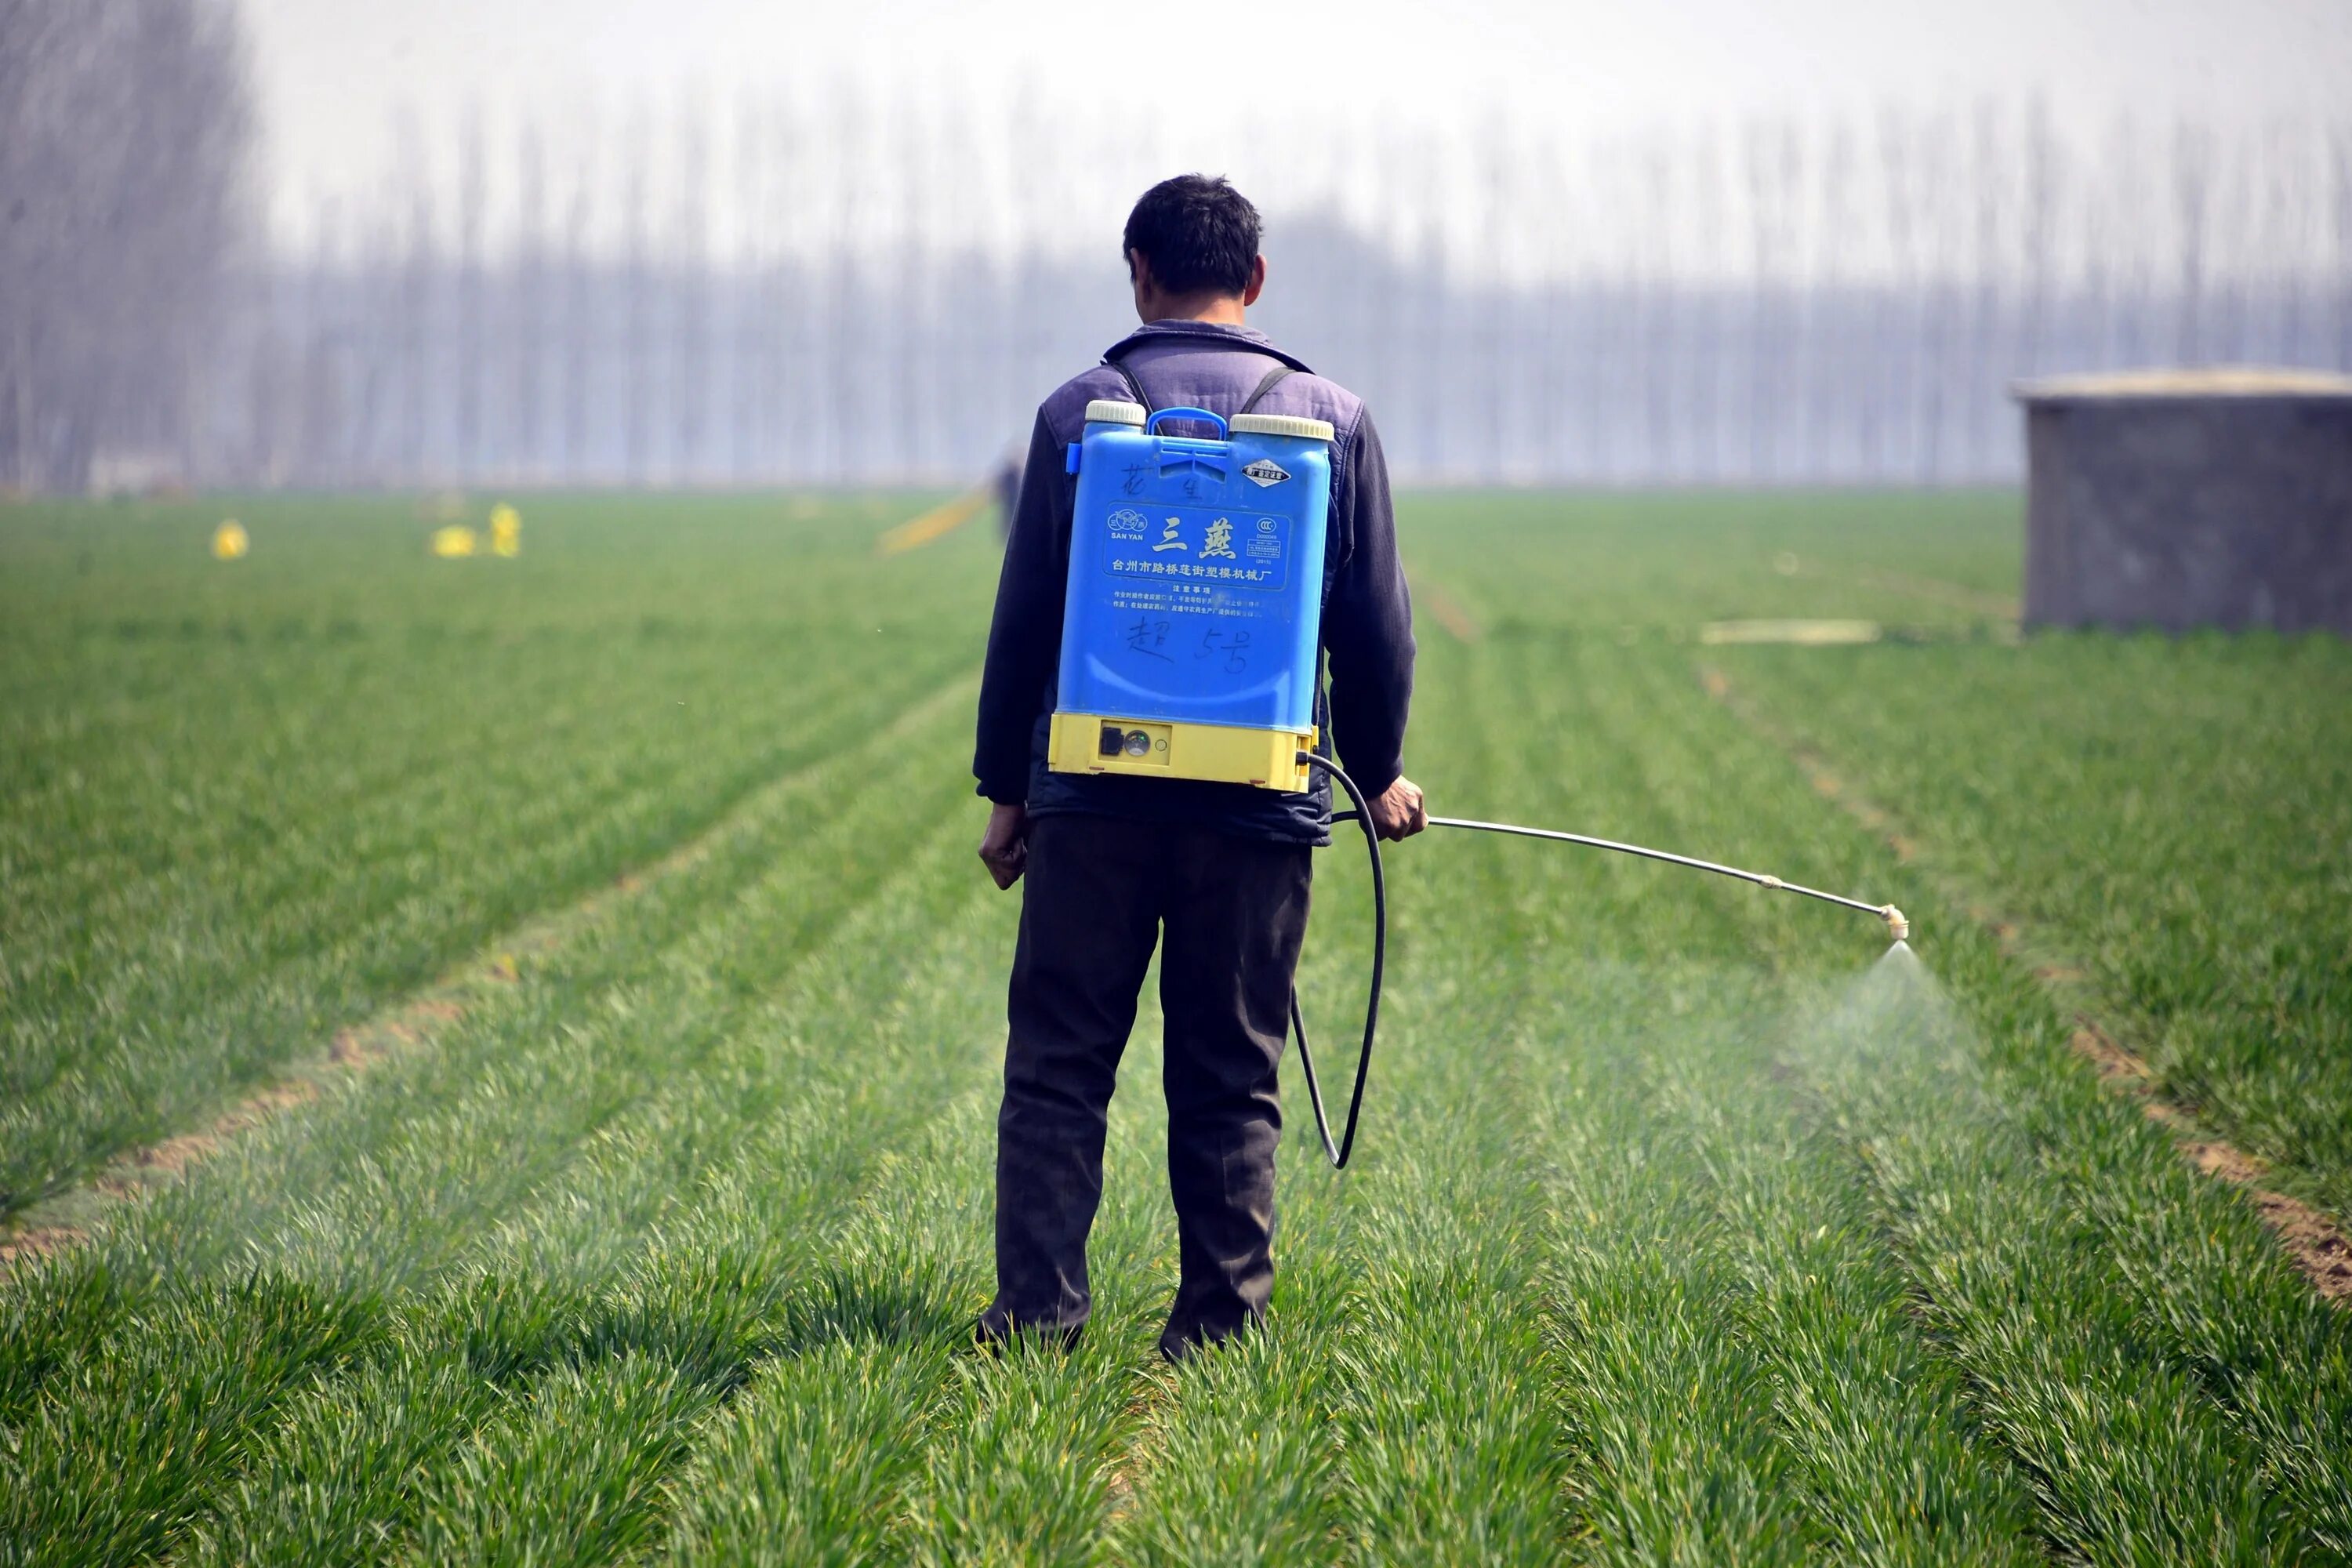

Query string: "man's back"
[[975, 318, 1414, 846]]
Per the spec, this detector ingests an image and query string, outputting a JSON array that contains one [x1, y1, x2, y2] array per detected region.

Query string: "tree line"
[[5, 5, 2347, 491], [1, 0, 252, 493]]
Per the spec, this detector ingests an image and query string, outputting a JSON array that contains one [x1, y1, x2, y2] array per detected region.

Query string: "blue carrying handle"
[[1145, 406, 1228, 437]]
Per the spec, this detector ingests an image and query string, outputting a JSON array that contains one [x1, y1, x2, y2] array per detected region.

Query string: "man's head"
[[1123, 174, 1266, 325]]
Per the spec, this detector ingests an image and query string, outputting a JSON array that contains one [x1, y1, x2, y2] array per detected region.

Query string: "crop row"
[[5, 492, 2346, 1563], [3, 681, 1007, 1561], [1715, 632, 2352, 1223], [0, 495, 977, 1218]]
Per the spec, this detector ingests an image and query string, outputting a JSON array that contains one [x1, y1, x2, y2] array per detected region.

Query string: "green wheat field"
[[3, 489, 2349, 1565]]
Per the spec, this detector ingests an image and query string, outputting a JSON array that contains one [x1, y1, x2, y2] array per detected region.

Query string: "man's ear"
[[1241, 254, 1267, 307], [1127, 248, 1150, 287]]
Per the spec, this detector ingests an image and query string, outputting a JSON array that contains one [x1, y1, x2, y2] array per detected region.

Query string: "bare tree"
[[34, 65, 2351, 492], [730, 98, 765, 478], [454, 105, 487, 478], [1813, 119, 1860, 479], [2334, 126, 2352, 373], [513, 124, 548, 480], [670, 108, 710, 482], [2172, 120, 2215, 364], [559, 109, 597, 479], [0, 0, 253, 491], [621, 104, 653, 485], [1911, 110, 1958, 482], [2019, 95, 2060, 379], [389, 108, 434, 481], [1964, 99, 2006, 477]]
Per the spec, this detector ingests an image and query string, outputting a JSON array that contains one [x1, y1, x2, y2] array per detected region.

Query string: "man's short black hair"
[[1122, 174, 1261, 298]]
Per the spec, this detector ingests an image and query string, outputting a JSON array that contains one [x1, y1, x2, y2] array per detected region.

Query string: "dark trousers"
[[985, 812, 1312, 1356]]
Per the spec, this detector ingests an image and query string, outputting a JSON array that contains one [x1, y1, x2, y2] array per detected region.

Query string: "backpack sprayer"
[[1051, 397, 1910, 1169]]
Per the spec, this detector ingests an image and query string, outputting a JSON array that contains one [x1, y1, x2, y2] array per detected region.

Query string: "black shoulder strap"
[[1104, 357, 1150, 411], [1240, 365, 1294, 414], [1102, 346, 1309, 419]]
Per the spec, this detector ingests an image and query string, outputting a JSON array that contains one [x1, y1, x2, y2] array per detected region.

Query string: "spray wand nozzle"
[[1882, 906, 1911, 942]]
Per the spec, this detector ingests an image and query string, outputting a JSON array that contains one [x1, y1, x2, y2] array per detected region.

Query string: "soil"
[[0, 1225, 84, 1268], [2065, 1018, 2352, 1305], [2071, 1020, 2153, 1087], [1417, 579, 1485, 644], [0, 943, 541, 1269]]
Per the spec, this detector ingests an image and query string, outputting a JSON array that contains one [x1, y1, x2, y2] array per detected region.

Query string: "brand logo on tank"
[[1242, 459, 1290, 488]]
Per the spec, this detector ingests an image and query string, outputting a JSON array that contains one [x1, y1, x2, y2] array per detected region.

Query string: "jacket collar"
[[1103, 318, 1315, 374]]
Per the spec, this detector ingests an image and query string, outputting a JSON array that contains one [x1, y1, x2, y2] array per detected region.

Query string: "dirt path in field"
[[1698, 663, 2352, 1307], [0, 995, 460, 1269], [1414, 576, 1485, 643], [0, 674, 978, 1273]]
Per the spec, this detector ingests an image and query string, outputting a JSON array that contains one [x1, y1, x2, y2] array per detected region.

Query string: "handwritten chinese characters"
[[1124, 618, 1172, 660]]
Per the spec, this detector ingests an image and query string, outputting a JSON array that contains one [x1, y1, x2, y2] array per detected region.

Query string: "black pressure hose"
[[1290, 753, 1385, 1170]]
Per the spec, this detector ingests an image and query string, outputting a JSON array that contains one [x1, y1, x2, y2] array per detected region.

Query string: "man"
[[973, 173, 1424, 1360]]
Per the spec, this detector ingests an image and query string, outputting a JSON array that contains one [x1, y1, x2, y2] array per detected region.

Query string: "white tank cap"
[[1083, 399, 1147, 426], [1229, 412, 1334, 441]]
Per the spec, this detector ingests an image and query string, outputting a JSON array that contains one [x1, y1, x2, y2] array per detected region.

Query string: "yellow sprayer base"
[[1048, 712, 1316, 792]]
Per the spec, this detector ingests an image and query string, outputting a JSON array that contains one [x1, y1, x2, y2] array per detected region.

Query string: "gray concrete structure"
[[2015, 368, 2352, 636]]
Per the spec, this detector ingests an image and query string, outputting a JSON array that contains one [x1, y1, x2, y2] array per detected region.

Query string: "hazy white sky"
[[245, 0, 2352, 241]]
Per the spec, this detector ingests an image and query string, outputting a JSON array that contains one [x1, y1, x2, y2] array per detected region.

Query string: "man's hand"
[[978, 802, 1029, 889], [1364, 775, 1428, 841]]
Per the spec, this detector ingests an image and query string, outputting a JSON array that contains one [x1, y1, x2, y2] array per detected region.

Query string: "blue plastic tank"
[[1047, 401, 1334, 790]]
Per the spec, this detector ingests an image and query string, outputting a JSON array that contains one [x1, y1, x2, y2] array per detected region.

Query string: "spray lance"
[[1291, 750, 1907, 1167], [1047, 397, 1909, 1169]]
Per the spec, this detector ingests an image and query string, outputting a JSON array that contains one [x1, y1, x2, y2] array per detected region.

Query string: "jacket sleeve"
[[1320, 410, 1415, 797], [973, 411, 1071, 804]]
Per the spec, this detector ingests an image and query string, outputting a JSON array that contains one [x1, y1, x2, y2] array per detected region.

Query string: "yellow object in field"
[[489, 503, 521, 557], [211, 520, 249, 561], [432, 525, 479, 558], [1047, 713, 1316, 791], [1698, 619, 1881, 646]]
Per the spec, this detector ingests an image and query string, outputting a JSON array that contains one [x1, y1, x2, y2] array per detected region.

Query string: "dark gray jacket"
[[975, 320, 1414, 844]]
